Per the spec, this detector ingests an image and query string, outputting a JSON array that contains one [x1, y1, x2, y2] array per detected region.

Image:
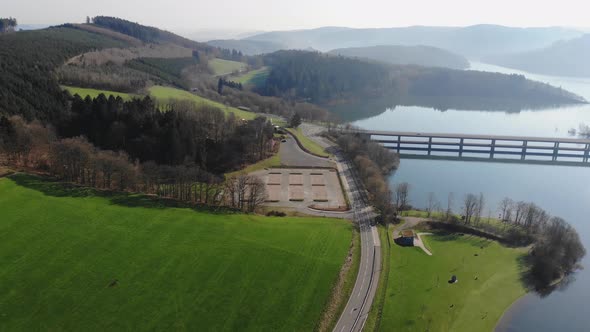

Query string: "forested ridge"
[[260, 50, 586, 105], [0, 27, 128, 121]]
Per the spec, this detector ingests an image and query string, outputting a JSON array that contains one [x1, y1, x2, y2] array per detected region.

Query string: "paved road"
[[333, 152, 381, 332], [298, 124, 382, 332], [279, 136, 334, 168]]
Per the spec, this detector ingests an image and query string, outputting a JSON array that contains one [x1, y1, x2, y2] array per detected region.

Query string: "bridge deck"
[[356, 130, 590, 144]]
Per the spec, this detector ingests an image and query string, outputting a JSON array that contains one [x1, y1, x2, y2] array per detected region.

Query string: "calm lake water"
[[352, 62, 590, 332]]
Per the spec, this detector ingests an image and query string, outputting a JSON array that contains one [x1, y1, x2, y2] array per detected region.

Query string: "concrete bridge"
[[353, 130, 590, 165]]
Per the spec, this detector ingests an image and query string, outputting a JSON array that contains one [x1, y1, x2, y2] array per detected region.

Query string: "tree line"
[[330, 129, 400, 224], [0, 18, 17, 33], [0, 115, 268, 212]]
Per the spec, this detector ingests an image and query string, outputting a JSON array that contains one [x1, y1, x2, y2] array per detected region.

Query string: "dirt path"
[[415, 233, 433, 256]]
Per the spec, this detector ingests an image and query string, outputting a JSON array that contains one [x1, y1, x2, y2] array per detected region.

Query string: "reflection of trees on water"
[[326, 94, 584, 122]]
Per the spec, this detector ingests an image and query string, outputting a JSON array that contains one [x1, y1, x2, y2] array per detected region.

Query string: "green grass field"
[[209, 58, 247, 76], [0, 174, 352, 331], [287, 127, 330, 157], [377, 232, 526, 332], [233, 67, 270, 88], [147, 86, 257, 120], [62, 85, 134, 100]]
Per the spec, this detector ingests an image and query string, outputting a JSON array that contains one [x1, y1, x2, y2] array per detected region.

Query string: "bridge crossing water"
[[354, 130, 590, 165]]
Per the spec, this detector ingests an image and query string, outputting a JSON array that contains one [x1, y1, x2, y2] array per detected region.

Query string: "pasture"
[[0, 174, 352, 331], [209, 58, 247, 76]]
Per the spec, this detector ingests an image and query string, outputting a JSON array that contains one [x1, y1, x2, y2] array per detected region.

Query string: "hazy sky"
[[3, 0, 589, 32]]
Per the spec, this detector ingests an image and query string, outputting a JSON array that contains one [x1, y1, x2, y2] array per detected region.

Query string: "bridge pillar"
[[490, 139, 496, 159], [584, 144, 590, 163], [397, 135, 401, 153], [521, 140, 528, 160], [459, 138, 464, 157], [553, 142, 560, 161], [428, 137, 433, 156]]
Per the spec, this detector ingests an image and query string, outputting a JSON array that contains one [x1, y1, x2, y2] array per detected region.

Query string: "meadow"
[[63, 85, 257, 120], [148, 85, 257, 120], [0, 174, 352, 331], [233, 67, 270, 88], [209, 58, 247, 76], [376, 232, 527, 332], [62, 85, 135, 100]]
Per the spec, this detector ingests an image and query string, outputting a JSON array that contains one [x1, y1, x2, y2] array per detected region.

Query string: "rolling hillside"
[[484, 34, 590, 77]]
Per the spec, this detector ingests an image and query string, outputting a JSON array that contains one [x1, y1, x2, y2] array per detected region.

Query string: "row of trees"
[[0, 116, 267, 212], [217, 78, 243, 94], [334, 131, 401, 224]]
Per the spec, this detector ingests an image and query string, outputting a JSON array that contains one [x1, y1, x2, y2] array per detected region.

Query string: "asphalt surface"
[[279, 137, 334, 168], [297, 124, 382, 332], [332, 152, 381, 332]]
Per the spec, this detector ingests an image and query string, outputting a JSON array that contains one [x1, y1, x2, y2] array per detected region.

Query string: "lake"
[[351, 62, 590, 332]]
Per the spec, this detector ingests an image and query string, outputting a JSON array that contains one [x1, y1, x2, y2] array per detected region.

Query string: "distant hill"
[[207, 39, 285, 55], [329, 45, 469, 69], [246, 25, 583, 57], [483, 34, 590, 77]]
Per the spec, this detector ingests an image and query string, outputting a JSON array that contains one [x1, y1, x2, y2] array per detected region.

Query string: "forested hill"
[[483, 34, 590, 77], [328, 45, 469, 69], [260, 50, 586, 105], [0, 27, 128, 121], [91, 16, 215, 53]]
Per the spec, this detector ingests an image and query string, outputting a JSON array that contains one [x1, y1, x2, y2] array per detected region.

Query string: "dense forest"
[[260, 50, 586, 105], [61, 95, 275, 173], [261, 50, 393, 102], [0, 27, 128, 121]]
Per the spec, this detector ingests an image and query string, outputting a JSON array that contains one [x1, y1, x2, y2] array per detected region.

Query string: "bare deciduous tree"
[[462, 194, 478, 224]]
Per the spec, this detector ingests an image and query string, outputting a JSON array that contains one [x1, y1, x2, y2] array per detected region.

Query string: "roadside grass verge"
[[209, 58, 247, 76], [377, 231, 527, 332], [0, 174, 352, 331], [319, 229, 361, 332], [364, 225, 392, 332], [225, 152, 281, 177], [286, 127, 330, 158]]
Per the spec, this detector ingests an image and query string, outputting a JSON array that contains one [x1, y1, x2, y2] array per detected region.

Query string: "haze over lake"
[[349, 62, 590, 331]]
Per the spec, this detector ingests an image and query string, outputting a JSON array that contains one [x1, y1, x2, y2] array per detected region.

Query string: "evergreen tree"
[[289, 113, 302, 128]]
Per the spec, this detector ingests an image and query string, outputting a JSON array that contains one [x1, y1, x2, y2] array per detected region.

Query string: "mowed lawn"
[[209, 58, 247, 76], [0, 175, 352, 331], [378, 232, 526, 332], [148, 86, 257, 120]]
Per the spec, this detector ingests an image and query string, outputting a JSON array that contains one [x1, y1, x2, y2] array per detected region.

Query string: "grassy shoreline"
[[373, 230, 527, 332]]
